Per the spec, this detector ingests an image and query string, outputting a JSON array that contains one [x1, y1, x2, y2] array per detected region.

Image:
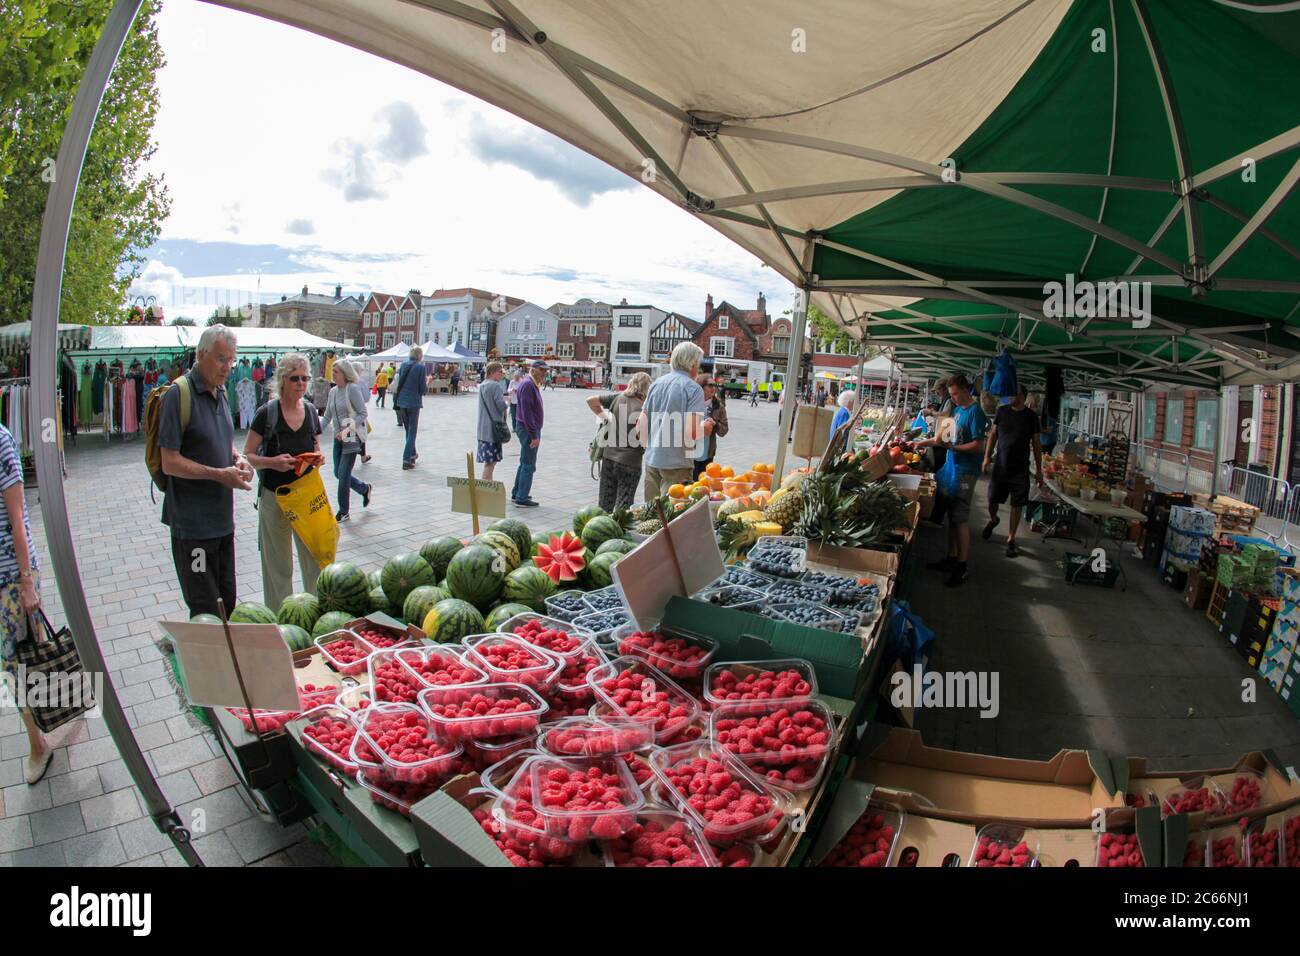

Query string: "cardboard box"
[[210, 704, 296, 792], [807, 779, 977, 867], [1183, 569, 1210, 610], [1124, 752, 1300, 829], [851, 727, 1121, 827], [792, 405, 836, 460], [860, 448, 894, 482]]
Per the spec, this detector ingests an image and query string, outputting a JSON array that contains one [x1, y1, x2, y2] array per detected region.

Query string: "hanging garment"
[[121, 377, 138, 434], [79, 364, 93, 424], [92, 363, 107, 416], [236, 377, 255, 429], [988, 348, 1018, 398]]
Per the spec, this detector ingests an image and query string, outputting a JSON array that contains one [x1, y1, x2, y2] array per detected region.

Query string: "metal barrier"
[[1218, 464, 1291, 545]]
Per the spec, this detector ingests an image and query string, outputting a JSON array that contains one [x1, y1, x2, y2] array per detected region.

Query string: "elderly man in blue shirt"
[[636, 342, 712, 500]]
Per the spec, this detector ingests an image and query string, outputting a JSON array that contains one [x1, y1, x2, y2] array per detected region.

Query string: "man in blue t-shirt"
[[917, 372, 988, 587]]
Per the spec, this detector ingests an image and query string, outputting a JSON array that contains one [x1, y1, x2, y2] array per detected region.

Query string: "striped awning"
[[0, 321, 92, 353]]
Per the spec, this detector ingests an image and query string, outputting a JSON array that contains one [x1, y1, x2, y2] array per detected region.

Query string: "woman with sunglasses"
[[243, 352, 324, 610]]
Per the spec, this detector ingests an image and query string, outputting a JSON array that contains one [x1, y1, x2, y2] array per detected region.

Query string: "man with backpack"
[[146, 325, 253, 618]]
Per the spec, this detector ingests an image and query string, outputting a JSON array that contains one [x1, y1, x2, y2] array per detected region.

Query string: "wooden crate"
[[1205, 580, 1228, 627]]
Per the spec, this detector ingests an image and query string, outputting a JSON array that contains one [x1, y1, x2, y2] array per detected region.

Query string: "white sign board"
[[160, 621, 300, 712], [613, 499, 724, 629]]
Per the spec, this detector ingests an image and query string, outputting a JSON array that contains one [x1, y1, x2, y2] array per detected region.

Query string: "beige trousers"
[[258, 487, 322, 611], [644, 466, 693, 501]]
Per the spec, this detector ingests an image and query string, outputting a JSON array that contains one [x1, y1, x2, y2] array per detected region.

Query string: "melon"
[[489, 518, 533, 565], [572, 506, 607, 537], [229, 601, 276, 625], [530, 532, 551, 557], [316, 562, 370, 616], [586, 551, 623, 589], [403, 585, 449, 630], [381, 552, 436, 609], [445, 544, 505, 610], [277, 593, 321, 632], [478, 530, 522, 573], [421, 598, 485, 644], [485, 602, 533, 631], [580, 514, 624, 551], [191, 613, 223, 624], [419, 536, 464, 580], [312, 610, 355, 639], [501, 564, 558, 612], [369, 586, 396, 616], [278, 624, 312, 653], [596, 538, 635, 557], [368, 569, 382, 590]]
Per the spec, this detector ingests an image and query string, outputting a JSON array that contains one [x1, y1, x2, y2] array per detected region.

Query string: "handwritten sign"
[[446, 475, 507, 519]]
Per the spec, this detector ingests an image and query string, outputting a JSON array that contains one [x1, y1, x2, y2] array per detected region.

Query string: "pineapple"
[[717, 518, 759, 561], [633, 519, 663, 535], [734, 510, 766, 524], [717, 498, 747, 520], [753, 521, 783, 538], [763, 486, 805, 528]]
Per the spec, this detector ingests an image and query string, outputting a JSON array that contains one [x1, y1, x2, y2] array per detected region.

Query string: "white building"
[[609, 300, 666, 383]]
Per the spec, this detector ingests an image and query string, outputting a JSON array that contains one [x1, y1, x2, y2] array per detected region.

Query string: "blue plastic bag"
[[885, 600, 935, 675]]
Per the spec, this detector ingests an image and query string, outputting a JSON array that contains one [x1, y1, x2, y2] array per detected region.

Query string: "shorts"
[[476, 440, 502, 464], [988, 465, 1030, 507], [942, 473, 978, 524]]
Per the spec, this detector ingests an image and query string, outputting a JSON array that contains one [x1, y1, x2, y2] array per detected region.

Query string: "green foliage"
[[0, 1, 170, 327], [783, 302, 874, 357]]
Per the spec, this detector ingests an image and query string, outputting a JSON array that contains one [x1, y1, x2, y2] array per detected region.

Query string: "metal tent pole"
[[30, 0, 200, 865], [853, 345, 867, 414], [773, 288, 810, 483]]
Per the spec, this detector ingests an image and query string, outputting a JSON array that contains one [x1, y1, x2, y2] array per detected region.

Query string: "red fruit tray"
[[969, 823, 1040, 868], [1285, 809, 1300, 868], [538, 714, 655, 758], [496, 613, 597, 664], [463, 633, 564, 691], [368, 648, 429, 705], [552, 637, 609, 694], [1094, 830, 1144, 868], [417, 682, 550, 741], [396, 645, 488, 691], [461, 732, 535, 772], [480, 752, 585, 860], [701, 658, 818, 712], [315, 629, 374, 677], [1214, 769, 1266, 815], [602, 809, 718, 867], [356, 768, 442, 817], [354, 703, 464, 786], [349, 621, 417, 653], [819, 801, 906, 867], [649, 741, 785, 847], [522, 754, 645, 841], [586, 656, 700, 744], [298, 704, 361, 778], [1245, 820, 1281, 868], [612, 624, 718, 682], [707, 698, 835, 792]]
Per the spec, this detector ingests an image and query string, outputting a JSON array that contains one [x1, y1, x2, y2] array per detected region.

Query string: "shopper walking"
[[506, 367, 523, 433], [982, 385, 1043, 557], [392, 347, 427, 470], [243, 352, 324, 608], [159, 325, 253, 618], [588, 372, 650, 511], [637, 342, 710, 500], [450, 366, 461, 396], [511, 360, 546, 507], [322, 359, 373, 522], [691, 375, 729, 480], [477, 362, 509, 482], [749, 381, 759, 407], [1, 423, 52, 783], [374, 364, 391, 407], [831, 388, 855, 433], [917, 373, 988, 587]]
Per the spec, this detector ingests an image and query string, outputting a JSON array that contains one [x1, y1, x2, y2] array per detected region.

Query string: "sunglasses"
[[287, 375, 310, 383]]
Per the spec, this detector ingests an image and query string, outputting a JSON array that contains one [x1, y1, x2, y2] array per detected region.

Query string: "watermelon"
[[572, 506, 607, 537], [574, 548, 598, 589], [317, 562, 370, 616], [534, 532, 587, 584], [420, 536, 464, 580], [530, 532, 551, 557], [277, 592, 321, 631], [501, 565, 557, 612], [403, 585, 449, 629], [192, 613, 223, 624], [229, 601, 276, 624], [368, 569, 382, 590], [478, 530, 522, 573], [446, 544, 505, 610], [381, 552, 436, 609], [580, 514, 623, 551], [485, 602, 533, 630], [489, 518, 533, 565], [596, 538, 636, 557], [312, 610, 355, 639], [587, 551, 623, 589], [278, 624, 312, 652], [421, 598, 485, 644], [369, 586, 396, 616]]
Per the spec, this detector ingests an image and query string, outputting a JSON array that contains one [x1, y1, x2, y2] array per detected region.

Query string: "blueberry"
[[583, 588, 623, 612], [574, 608, 630, 638], [700, 585, 760, 608]]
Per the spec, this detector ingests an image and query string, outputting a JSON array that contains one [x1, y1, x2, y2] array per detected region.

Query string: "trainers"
[[402, 462, 415, 470], [362, 485, 372, 509], [925, 556, 957, 572], [943, 563, 968, 587], [982, 517, 1000, 540], [335, 511, 350, 522], [515, 498, 539, 508], [1006, 540, 1020, 557]]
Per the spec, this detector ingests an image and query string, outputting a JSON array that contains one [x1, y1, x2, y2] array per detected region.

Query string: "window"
[[531, 343, 545, 356], [1194, 398, 1218, 450], [403, 310, 415, 326], [401, 332, 415, 346], [1163, 394, 1184, 444], [383, 332, 395, 348], [619, 314, 642, 327], [772, 336, 790, 354], [556, 343, 575, 358], [431, 332, 440, 344], [616, 340, 639, 355], [537, 318, 545, 332], [511, 320, 518, 332], [364, 333, 376, 349], [524, 318, 531, 332], [385, 311, 396, 326], [571, 323, 581, 336], [1142, 396, 1157, 439], [710, 336, 734, 358], [719, 315, 729, 330], [589, 344, 607, 360]]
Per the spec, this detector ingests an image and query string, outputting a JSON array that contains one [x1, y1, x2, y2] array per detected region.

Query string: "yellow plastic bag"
[[274, 467, 339, 568]]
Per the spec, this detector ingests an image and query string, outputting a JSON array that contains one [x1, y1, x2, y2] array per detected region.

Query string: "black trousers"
[[171, 533, 237, 619], [598, 459, 642, 513], [692, 458, 713, 480]]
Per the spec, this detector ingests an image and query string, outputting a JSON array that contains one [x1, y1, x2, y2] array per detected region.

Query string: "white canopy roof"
[[70, 324, 358, 354]]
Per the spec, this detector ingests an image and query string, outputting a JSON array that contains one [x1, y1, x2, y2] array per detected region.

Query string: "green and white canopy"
[[215, 0, 1300, 385]]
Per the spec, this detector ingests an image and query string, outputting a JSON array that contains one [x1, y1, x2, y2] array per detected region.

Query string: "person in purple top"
[[511, 360, 546, 507]]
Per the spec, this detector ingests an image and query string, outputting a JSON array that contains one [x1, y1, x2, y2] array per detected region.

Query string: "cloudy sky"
[[131, 1, 792, 322]]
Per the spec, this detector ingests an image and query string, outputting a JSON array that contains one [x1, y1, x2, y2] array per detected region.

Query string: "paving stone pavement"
[[3, 386, 1296, 867]]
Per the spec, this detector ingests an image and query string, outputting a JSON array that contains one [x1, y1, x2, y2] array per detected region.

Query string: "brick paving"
[[1, 386, 1295, 867]]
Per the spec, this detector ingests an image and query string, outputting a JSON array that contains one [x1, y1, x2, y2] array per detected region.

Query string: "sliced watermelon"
[[533, 531, 588, 584]]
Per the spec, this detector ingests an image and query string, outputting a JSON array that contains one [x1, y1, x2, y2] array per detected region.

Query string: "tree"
[[0, 1, 170, 326], [782, 302, 870, 355], [208, 305, 244, 327], [170, 317, 195, 327]]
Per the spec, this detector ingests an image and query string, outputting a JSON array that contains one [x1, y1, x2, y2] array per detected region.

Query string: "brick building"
[[693, 292, 775, 363], [360, 290, 421, 350], [258, 284, 363, 344], [551, 299, 613, 364]]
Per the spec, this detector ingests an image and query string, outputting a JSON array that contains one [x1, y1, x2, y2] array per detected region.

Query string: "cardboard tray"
[[1119, 751, 1300, 830]]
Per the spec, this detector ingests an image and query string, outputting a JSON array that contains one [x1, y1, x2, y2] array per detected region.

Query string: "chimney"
[[757, 291, 766, 315], [302, 284, 308, 296], [620, 298, 628, 306], [705, 293, 714, 318], [335, 283, 342, 299], [280, 295, 287, 302]]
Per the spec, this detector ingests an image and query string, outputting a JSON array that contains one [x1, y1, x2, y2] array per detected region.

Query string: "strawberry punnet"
[[540, 715, 652, 757], [1097, 832, 1144, 868], [370, 653, 425, 704], [971, 835, 1035, 867], [617, 630, 713, 680], [589, 659, 698, 742], [1223, 774, 1262, 813], [320, 633, 372, 675], [533, 532, 588, 584], [522, 759, 642, 841], [470, 804, 575, 867], [1248, 828, 1279, 867], [1162, 785, 1216, 816], [399, 648, 485, 689], [355, 625, 408, 650], [1210, 834, 1244, 867], [465, 634, 562, 690], [359, 770, 443, 817], [301, 707, 360, 777], [821, 810, 897, 867], [556, 641, 606, 687]]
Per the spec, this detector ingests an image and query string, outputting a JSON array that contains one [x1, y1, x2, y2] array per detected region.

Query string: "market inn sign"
[[1042, 273, 1152, 329]]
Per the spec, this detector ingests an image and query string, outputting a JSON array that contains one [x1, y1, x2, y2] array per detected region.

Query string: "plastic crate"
[[1063, 552, 1119, 588]]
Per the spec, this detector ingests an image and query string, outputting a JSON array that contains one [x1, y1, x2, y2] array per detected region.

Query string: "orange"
[[705, 462, 723, 478], [719, 465, 735, 478], [668, 484, 686, 498]]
